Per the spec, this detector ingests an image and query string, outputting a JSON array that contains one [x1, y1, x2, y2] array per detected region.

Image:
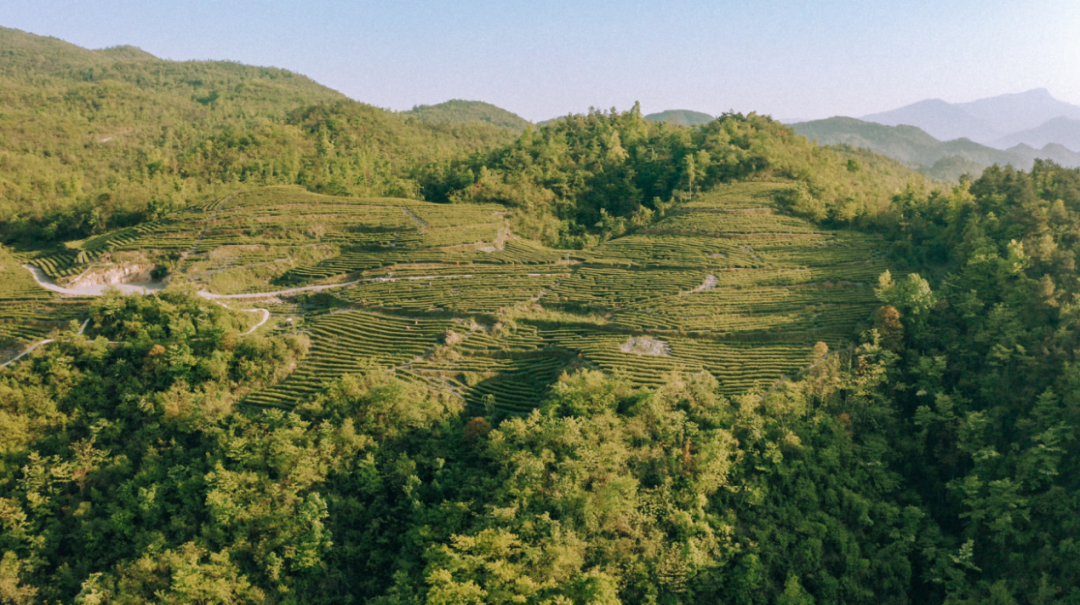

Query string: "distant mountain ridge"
[[862, 99, 1001, 145], [992, 117, 1080, 152], [956, 88, 1080, 134], [792, 116, 1080, 181], [860, 89, 1080, 150]]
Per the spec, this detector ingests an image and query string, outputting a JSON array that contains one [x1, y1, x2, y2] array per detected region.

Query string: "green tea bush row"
[[244, 310, 451, 407]]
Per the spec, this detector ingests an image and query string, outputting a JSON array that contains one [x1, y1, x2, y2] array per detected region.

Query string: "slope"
[[4, 182, 891, 416], [792, 117, 952, 166], [438, 108, 929, 248]]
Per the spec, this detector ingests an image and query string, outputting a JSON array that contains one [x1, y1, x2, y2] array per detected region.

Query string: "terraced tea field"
[[4, 182, 893, 414], [0, 254, 90, 354]]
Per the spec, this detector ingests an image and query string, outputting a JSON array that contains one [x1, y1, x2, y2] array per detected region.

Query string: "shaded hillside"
[[919, 154, 987, 181], [644, 109, 714, 126], [934, 138, 1022, 166], [403, 99, 532, 132], [0, 27, 516, 244], [1005, 142, 1080, 167]]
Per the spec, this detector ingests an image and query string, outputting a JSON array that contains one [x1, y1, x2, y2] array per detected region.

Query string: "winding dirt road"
[[23, 265, 166, 296], [6, 264, 483, 368], [0, 319, 89, 369], [3, 267, 273, 369]]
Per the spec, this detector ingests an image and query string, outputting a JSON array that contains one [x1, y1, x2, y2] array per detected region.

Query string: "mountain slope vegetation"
[[5, 162, 1080, 604]]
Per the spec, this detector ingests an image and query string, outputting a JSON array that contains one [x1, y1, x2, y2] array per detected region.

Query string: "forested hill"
[[0, 26, 344, 102], [402, 99, 532, 132], [0, 27, 517, 243], [425, 105, 929, 248]]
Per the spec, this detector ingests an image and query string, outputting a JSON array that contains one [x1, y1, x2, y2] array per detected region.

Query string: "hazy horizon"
[[4, 0, 1079, 122]]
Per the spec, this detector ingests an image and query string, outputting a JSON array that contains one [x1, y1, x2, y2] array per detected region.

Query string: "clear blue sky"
[[4, 0, 1079, 122]]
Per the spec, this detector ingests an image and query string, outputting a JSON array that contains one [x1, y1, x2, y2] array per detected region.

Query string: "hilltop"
[[0, 26, 345, 105], [644, 109, 715, 126], [0, 27, 928, 253], [402, 99, 532, 132]]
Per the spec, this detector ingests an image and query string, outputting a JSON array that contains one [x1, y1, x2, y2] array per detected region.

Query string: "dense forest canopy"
[[1, 27, 1079, 605]]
